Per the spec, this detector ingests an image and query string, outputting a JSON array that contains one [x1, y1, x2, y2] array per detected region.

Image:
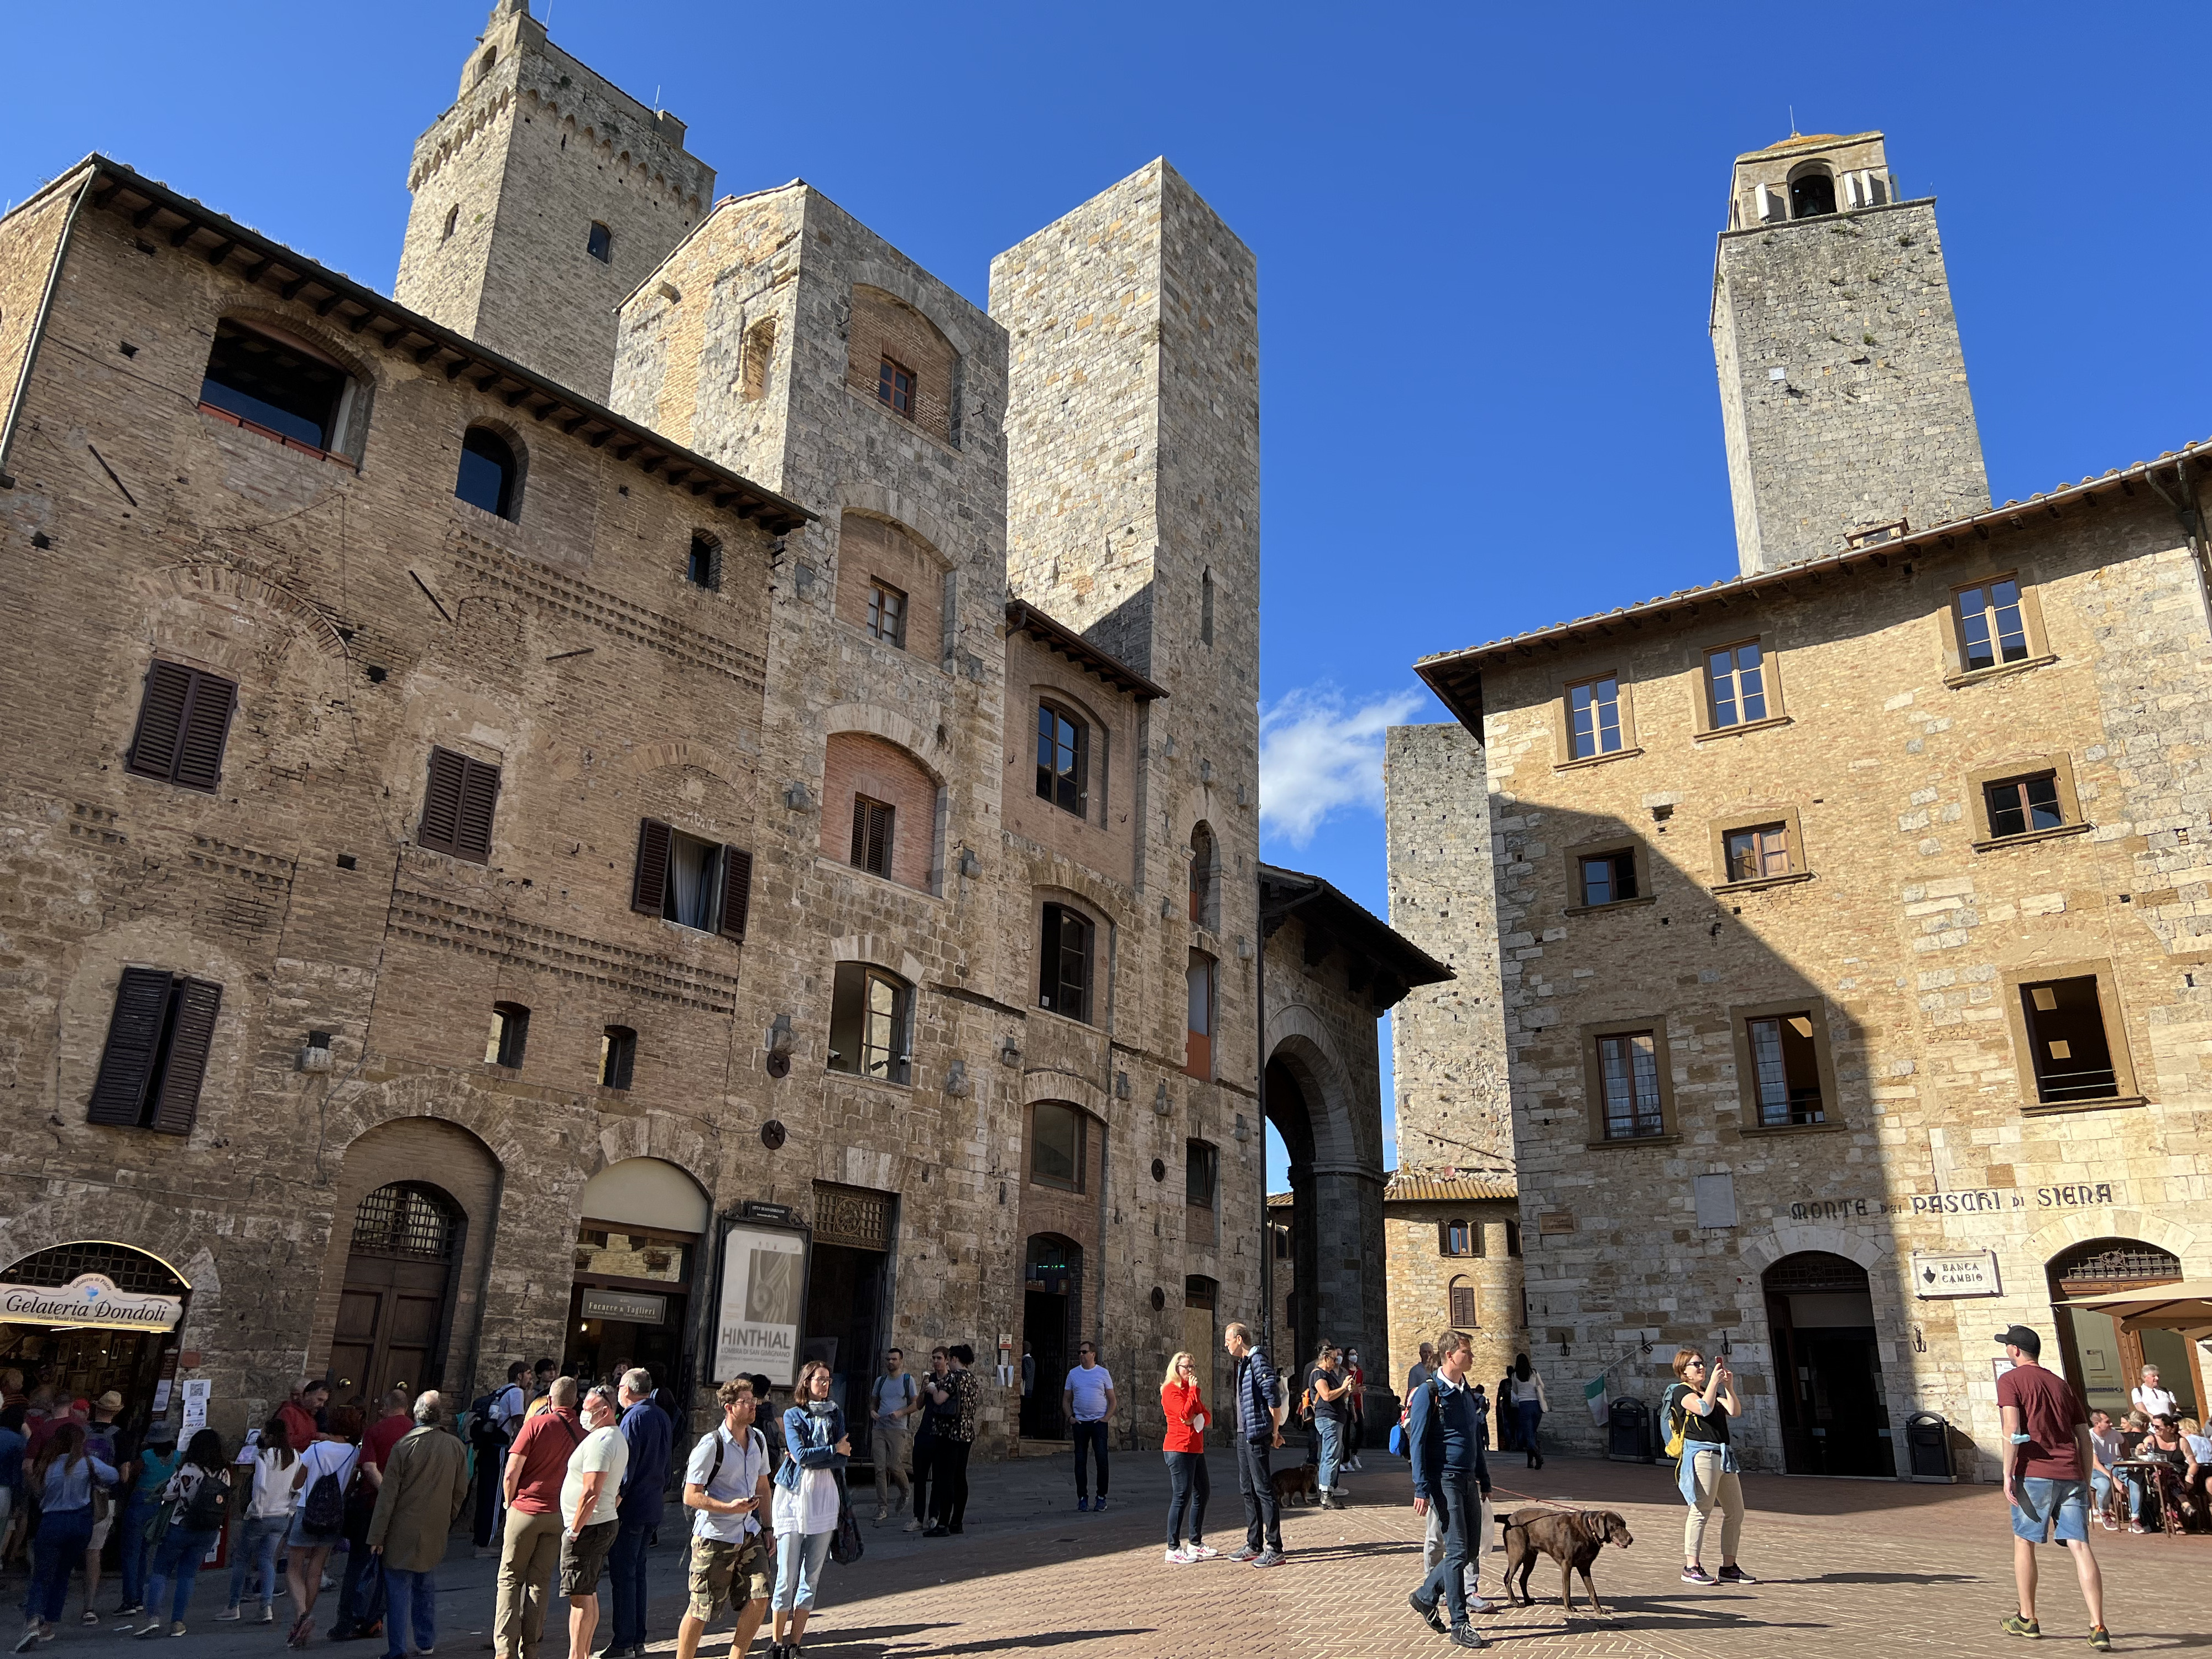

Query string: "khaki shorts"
[[687, 1532, 773, 1621], [559, 1520, 618, 1597]]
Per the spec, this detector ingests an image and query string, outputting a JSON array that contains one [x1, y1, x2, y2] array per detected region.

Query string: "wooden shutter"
[[171, 674, 236, 791], [849, 796, 869, 867], [632, 819, 671, 914], [86, 967, 175, 1126], [851, 799, 892, 875], [418, 748, 467, 854], [718, 845, 752, 941], [149, 979, 222, 1135], [453, 757, 500, 862], [125, 662, 194, 782], [1039, 904, 1061, 1009]]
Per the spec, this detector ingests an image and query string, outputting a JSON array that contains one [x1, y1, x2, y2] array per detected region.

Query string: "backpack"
[[1663, 1384, 1689, 1460], [302, 1448, 347, 1533], [180, 1467, 227, 1533]]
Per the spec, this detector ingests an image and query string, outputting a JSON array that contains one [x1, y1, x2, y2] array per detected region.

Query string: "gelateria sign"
[[0, 1274, 184, 1332]]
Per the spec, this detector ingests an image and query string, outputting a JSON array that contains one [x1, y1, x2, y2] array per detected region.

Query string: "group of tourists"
[[858, 1344, 981, 1537]]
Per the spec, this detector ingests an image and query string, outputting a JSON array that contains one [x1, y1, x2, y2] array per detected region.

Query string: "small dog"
[[1499, 1506, 1634, 1617], [1269, 1462, 1319, 1506]]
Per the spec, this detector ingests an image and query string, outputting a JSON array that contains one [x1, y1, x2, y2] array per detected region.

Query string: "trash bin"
[[1906, 1411, 1955, 1483], [1607, 1396, 1654, 1464]]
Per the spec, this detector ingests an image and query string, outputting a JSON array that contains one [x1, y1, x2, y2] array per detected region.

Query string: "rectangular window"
[[630, 820, 751, 941], [865, 580, 907, 647], [1439, 1220, 1477, 1257], [1985, 772, 2065, 839], [485, 1002, 530, 1069], [1030, 1102, 1084, 1190], [2020, 977, 2120, 1104], [1578, 851, 1638, 907], [1185, 952, 1215, 1079], [126, 661, 237, 793], [1448, 1279, 1479, 1328], [85, 968, 221, 1135], [827, 963, 911, 1085], [1706, 641, 1768, 728], [1746, 1013, 1824, 1125], [197, 319, 352, 454], [419, 748, 500, 864], [1186, 1141, 1218, 1208], [878, 357, 915, 418], [687, 534, 721, 591], [599, 1026, 637, 1090], [1039, 902, 1094, 1022], [587, 221, 613, 263], [1567, 675, 1622, 759], [1596, 1030, 1665, 1140], [1956, 577, 2030, 672], [1723, 822, 1791, 883], [850, 796, 895, 877], [1036, 703, 1088, 817]]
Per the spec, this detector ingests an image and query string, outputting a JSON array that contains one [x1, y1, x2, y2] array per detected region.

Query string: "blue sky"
[[14, 1, 2209, 1183]]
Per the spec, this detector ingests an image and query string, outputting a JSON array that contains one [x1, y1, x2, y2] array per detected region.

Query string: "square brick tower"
[[394, 0, 714, 402], [1712, 131, 1989, 575]]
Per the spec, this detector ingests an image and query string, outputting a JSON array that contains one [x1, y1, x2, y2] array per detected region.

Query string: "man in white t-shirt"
[[1062, 1343, 1118, 1512], [675, 1380, 773, 1659], [2131, 1365, 2178, 1424], [559, 1386, 629, 1659]]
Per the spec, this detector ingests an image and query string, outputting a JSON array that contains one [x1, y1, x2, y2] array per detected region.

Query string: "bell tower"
[[1712, 131, 1989, 575]]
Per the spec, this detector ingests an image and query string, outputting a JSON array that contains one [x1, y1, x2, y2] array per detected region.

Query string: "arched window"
[[1036, 701, 1087, 817], [455, 427, 519, 520], [587, 221, 613, 263], [350, 1182, 460, 1261], [827, 963, 911, 1084], [1439, 1219, 1475, 1257], [1039, 901, 1095, 1022], [820, 731, 937, 892], [476, 46, 498, 83], [1188, 822, 1218, 927], [1201, 567, 1215, 646], [1789, 169, 1837, 220], [1448, 1275, 1478, 1328], [442, 205, 459, 242], [1030, 1102, 1087, 1191]]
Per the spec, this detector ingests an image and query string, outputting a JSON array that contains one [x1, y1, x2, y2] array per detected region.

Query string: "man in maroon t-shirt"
[[494, 1377, 585, 1659], [362, 1387, 413, 1475], [1994, 1324, 2109, 1649]]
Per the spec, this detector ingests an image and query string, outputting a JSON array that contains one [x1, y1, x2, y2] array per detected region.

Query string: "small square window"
[[1985, 773, 2064, 839], [1578, 851, 1638, 907], [1745, 1013, 1823, 1126], [1706, 641, 1768, 728], [1955, 577, 2030, 672], [1567, 675, 1623, 759], [878, 357, 914, 418], [1723, 822, 1791, 883], [866, 580, 907, 647]]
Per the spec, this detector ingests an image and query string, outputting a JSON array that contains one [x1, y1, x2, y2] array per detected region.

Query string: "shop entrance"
[[1764, 1251, 1895, 1477], [1021, 1234, 1082, 1441], [0, 1243, 189, 1438], [565, 1159, 712, 1396], [2049, 1239, 2199, 1421], [801, 1183, 897, 1442], [331, 1183, 463, 1407]]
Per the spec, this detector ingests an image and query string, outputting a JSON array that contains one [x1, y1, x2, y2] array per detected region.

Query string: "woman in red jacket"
[[1161, 1352, 1214, 1563]]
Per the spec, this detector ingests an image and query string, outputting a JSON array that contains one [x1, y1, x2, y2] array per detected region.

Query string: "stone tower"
[[394, 0, 714, 403], [1712, 131, 1989, 575]]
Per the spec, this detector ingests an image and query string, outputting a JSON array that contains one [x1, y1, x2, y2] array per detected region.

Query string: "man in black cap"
[[1994, 1324, 2109, 1650]]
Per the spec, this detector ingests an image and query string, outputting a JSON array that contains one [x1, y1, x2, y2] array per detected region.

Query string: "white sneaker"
[[1164, 1547, 1194, 1564], [1186, 1542, 1219, 1559], [1467, 1594, 1495, 1614]]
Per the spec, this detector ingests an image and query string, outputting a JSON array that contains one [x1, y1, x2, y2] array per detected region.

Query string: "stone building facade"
[[1380, 1173, 1524, 1405], [1394, 129, 2212, 1479], [0, 1, 1432, 1454]]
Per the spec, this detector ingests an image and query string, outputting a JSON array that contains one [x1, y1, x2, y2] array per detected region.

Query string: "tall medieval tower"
[[393, 0, 714, 403], [1712, 131, 1988, 575]]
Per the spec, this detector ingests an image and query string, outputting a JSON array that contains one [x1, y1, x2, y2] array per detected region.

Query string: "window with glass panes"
[[1039, 902, 1094, 1022], [1567, 675, 1622, 759], [865, 580, 906, 647], [1985, 773, 2064, 839], [1596, 1030, 1664, 1139], [1746, 1013, 1824, 1125], [1707, 641, 1768, 727], [1036, 702, 1086, 816], [878, 357, 915, 418], [1955, 577, 2030, 671], [1723, 822, 1790, 882], [1578, 851, 1637, 906]]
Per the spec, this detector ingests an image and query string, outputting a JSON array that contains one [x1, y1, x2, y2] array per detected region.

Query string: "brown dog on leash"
[[1499, 1507, 1634, 1616], [1269, 1462, 1319, 1506]]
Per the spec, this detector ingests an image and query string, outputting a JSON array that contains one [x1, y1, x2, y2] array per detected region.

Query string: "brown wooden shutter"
[[1039, 904, 1061, 1009], [419, 748, 467, 854], [454, 758, 500, 863], [869, 802, 893, 875], [86, 967, 175, 1126], [171, 675, 236, 792], [632, 819, 671, 914], [124, 662, 194, 782], [849, 796, 869, 867], [149, 978, 221, 1135], [718, 846, 752, 941]]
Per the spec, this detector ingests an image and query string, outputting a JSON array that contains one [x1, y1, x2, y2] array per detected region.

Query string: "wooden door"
[[327, 1182, 461, 1406]]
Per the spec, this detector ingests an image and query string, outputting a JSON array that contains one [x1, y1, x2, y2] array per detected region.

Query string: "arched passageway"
[[1762, 1250, 1893, 1476]]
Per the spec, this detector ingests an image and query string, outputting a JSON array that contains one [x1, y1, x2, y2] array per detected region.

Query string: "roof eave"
[[1003, 601, 1167, 701]]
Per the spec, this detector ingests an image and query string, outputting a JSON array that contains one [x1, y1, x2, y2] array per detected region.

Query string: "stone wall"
[[1382, 1196, 1524, 1406]]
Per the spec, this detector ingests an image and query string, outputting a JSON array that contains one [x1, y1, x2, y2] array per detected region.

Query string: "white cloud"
[[1258, 684, 1425, 847]]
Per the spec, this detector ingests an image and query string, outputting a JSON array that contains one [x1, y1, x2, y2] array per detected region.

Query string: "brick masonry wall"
[[820, 731, 940, 895], [845, 286, 957, 447], [833, 513, 943, 661]]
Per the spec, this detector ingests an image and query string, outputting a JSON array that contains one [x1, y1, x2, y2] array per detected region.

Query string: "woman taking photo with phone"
[[1665, 1348, 1755, 1587]]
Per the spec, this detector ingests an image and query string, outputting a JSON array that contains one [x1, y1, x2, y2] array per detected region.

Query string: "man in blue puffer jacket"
[[1408, 1330, 1490, 1648], [1223, 1322, 1286, 1567]]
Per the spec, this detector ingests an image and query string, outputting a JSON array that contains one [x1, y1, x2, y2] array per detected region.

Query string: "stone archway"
[[1264, 1016, 1384, 1376]]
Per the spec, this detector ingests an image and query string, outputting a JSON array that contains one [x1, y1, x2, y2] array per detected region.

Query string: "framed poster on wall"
[[711, 1218, 808, 1386]]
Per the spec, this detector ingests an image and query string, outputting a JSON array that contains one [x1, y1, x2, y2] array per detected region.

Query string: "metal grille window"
[[866, 580, 907, 647], [0, 1243, 187, 1295], [349, 1182, 457, 1260], [2055, 1245, 2182, 1290], [1036, 702, 1087, 817], [878, 357, 915, 418], [1957, 577, 2030, 671], [1578, 851, 1637, 906], [1707, 641, 1768, 728], [1747, 1013, 1825, 1125], [1724, 822, 1791, 883], [1985, 773, 2064, 839], [1567, 675, 1622, 759], [1597, 1030, 1665, 1139], [2020, 977, 2120, 1104]]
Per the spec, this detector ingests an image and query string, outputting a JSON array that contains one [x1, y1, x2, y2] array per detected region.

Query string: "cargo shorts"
[[688, 1530, 774, 1621]]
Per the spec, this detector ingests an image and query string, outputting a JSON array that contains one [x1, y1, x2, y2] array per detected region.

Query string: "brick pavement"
[[15, 1451, 2206, 1657]]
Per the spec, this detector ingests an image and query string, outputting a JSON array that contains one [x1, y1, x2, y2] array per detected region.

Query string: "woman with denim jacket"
[[768, 1363, 848, 1659], [14, 1424, 118, 1651]]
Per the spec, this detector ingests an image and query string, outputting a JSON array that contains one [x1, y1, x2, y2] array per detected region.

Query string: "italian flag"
[[1584, 1375, 1610, 1426]]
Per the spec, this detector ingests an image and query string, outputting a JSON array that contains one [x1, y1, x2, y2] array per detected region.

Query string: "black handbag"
[[827, 1470, 863, 1566]]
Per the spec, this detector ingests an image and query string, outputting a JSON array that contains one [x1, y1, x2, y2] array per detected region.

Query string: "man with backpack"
[[494, 1378, 583, 1659], [674, 1380, 773, 1659], [1407, 1330, 1489, 1649], [869, 1350, 919, 1524], [473, 1363, 530, 1557]]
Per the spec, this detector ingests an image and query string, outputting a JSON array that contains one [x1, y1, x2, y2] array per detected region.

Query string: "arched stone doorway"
[[1762, 1250, 1894, 1477], [330, 1183, 464, 1408], [567, 1157, 713, 1395], [0, 1242, 190, 1441], [1021, 1234, 1082, 1441], [1264, 1035, 1382, 1373], [2048, 1238, 2199, 1421]]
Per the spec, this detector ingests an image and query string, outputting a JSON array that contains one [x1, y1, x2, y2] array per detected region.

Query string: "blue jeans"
[[226, 1513, 288, 1611], [1164, 1449, 1209, 1547], [143, 1525, 219, 1625], [771, 1530, 832, 1612], [1072, 1421, 1110, 1501], [23, 1505, 93, 1625], [607, 1514, 653, 1646], [1415, 1470, 1476, 1626], [1514, 1400, 1543, 1457], [118, 1496, 158, 1609], [1317, 1417, 1345, 1491], [1234, 1435, 1280, 1553], [382, 1566, 436, 1657]]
